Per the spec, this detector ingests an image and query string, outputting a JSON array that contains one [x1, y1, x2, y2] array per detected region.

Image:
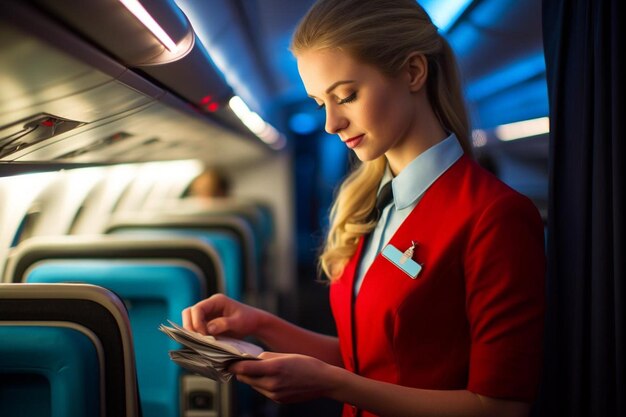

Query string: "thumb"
[[257, 351, 282, 360]]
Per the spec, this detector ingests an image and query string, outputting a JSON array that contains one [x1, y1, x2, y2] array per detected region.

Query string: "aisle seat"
[[3, 235, 224, 295], [25, 261, 204, 417], [109, 228, 242, 300], [2, 236, 229, 417], [107, 214, 259, 301], [0, 326, 100, 417], [0, 283, 141, 417]]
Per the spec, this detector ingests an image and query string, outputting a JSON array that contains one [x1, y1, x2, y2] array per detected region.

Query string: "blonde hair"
[[291, 0, 472, 280]]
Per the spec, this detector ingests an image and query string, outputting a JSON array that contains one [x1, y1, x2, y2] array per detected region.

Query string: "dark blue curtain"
[[539, 0, 625, 416]]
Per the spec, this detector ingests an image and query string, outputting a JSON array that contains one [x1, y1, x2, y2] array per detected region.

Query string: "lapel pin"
[[400, 241, 417, 264]]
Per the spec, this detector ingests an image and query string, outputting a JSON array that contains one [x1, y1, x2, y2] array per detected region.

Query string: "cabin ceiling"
[[174, 0, 546, 129], [0, 0, 547, 165]]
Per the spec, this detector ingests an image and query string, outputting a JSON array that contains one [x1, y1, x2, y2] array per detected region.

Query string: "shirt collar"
[[381, 133, 464, 210]]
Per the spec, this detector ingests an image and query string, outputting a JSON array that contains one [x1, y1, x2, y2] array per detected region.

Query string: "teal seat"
[[105, 215, 259, 299], [0, 283, 141, 417], [0, 326, 100, 417], [110, 228, 243, 300], [26, 262, 204, 417]]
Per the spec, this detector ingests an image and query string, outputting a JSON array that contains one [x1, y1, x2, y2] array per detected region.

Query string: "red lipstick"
[[344, 134, 364, 149]]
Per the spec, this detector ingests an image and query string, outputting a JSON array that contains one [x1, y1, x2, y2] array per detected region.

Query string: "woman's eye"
[[338, 92, 357, 104], [314, 92, 356, 110]]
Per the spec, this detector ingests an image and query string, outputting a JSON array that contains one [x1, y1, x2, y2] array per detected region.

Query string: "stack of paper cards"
[[159, 320, 263, 382]]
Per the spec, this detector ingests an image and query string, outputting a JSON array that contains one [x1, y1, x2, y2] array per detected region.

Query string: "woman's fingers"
[[181, 307, 192, 330], [231, 355, 279, 376], [257, 351, 282, 359], [197, 293, 230, 316], [189, 302, 211, 334], [182, 294, 262, 338], [184, 294, 233, 335], [231, 355, 317, 404], [206, 317, 233, 335]]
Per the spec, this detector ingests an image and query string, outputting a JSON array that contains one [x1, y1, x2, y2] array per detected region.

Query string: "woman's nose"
[[324, 106, 348, 135]]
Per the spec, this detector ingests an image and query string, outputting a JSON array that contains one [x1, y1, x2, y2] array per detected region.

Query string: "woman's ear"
[[404, 52, 428, 92]]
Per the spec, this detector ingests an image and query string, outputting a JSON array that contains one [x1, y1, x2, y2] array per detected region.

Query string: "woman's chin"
[[352, 149, 382, 162]]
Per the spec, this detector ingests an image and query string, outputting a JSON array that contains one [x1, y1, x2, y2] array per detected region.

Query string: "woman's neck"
[[386, 115, 448, 175]]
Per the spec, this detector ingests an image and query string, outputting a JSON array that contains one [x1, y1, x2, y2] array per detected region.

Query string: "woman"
[[183, 1, 545, 416]]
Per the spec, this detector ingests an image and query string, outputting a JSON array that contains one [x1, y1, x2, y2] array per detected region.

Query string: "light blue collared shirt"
[[354, 133, 464, 294]]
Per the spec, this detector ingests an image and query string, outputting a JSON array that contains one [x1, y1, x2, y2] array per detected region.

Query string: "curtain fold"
[[540, 0, 625, 416]]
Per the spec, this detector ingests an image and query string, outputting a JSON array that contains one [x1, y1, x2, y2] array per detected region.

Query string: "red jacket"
[[330, 156, 545, 417]]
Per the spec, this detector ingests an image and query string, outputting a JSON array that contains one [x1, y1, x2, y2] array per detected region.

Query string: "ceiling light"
[[495, 117, 549, 141], [422, 0, 474, 32], [119, 0, 178, 52], [229, 96, 286, 150]]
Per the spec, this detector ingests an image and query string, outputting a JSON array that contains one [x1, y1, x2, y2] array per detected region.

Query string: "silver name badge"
[[381, 241, 422, 279]]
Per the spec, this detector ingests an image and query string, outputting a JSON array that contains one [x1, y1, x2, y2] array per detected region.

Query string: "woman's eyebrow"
[[307, 80, 356, 99], [325, 80, 355, 94]]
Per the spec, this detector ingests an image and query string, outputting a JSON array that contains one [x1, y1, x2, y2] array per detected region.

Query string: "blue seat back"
[[0, 283, 140, 417], [25, 261, 204, 417], [110, 228, 243, 300], [0, 326, 101, 417], [253, 204, 274, 251]]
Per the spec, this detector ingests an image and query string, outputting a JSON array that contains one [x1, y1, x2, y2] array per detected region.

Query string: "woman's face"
[[297, 48, 418, 162]]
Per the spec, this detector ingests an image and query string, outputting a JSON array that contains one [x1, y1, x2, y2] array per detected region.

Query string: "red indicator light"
[[41, 119, 55, 127], [207, 102, 219, 112], [200, 95, 212, 105]]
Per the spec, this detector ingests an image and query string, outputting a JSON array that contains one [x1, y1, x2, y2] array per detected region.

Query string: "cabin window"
[[11, 205, 42, 247]]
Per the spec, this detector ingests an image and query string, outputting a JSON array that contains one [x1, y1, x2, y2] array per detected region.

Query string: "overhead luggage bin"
[[0, 0, 272, 164], [0, 3, 164, 160]]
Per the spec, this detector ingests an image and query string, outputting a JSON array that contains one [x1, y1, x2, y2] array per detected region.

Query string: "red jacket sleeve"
[[464, 192, 546, 402]]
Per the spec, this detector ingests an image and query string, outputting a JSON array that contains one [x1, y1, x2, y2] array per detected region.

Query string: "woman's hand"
[[182, 294, 341, 363], [182, 293, 267, 338], [230, 352, 337, 403]]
